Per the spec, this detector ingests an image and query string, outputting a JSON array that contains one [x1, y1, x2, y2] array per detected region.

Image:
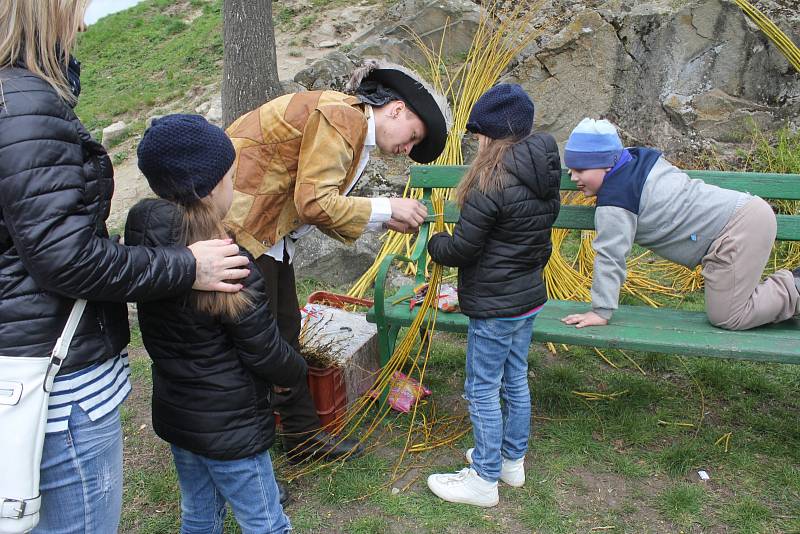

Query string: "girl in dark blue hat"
[[426, 84, 562, 507], [126, 114, 306, 533]]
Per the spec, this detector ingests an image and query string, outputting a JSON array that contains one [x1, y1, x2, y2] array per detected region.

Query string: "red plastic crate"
[[307, 364, 347, 433]]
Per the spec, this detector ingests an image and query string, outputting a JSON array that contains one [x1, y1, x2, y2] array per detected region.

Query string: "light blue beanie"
[[563, 118, 623, 169]]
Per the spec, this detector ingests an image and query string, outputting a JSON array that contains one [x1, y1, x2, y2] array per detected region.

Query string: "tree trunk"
[[222, 0, 280, 128]]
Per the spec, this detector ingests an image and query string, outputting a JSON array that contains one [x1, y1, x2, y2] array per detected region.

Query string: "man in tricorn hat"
[[224, 60, 452, 472]]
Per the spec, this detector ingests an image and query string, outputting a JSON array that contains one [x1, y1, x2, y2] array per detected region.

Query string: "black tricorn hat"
[[347, 59, 452, 163]]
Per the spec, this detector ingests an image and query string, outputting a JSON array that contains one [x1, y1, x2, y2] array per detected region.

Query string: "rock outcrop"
[[298, 0, 798, 159], [216, 0, 800, 285]]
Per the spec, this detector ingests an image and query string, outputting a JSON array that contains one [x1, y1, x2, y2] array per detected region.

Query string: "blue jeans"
[[464, 316, 535, 482], [171, 445, 291, 534], [34, 405, 123, 534]]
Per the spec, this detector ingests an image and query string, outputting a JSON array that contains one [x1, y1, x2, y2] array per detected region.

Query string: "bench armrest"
[[373, 223, 431, 320]]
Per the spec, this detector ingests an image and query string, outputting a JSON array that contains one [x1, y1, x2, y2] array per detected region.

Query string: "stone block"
[[300, 303, 380, 406]]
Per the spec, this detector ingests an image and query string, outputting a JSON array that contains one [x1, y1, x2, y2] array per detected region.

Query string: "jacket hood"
[[503, 133, 561, 201], [125, 198, 185, 248]]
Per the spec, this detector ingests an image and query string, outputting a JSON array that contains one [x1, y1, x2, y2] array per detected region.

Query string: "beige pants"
[[702, 197, 800, 330]]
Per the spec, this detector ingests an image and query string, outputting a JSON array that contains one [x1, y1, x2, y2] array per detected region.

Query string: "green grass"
[[298, 15, 317, 30], [274, 5, 298, 28], [120, 284, 800, 533], [346, 516, 386, 534], [74, 0, 225, 134], [721, 497, 773, 533], [657, 483, 706, 524], [129, 322, 143, 348], [749, 124, 800, 174]]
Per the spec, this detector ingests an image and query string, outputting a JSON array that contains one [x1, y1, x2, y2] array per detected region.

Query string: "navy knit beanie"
[[466, 84, 534, 140], [137, 114, 235, 204]]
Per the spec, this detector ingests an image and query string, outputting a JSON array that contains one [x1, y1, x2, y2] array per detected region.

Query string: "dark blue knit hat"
[[137, 114, 235, 204], [466, 84, 534, 140]]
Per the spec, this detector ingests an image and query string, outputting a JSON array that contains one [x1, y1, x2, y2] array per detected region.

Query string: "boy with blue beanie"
[[560, 118, 800, 331]]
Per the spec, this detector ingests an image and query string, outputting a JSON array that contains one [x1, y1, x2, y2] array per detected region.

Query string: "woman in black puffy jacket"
[[0, 3, 248, 532]]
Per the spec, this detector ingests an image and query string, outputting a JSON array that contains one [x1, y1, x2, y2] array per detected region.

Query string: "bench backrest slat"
[[411, 166, 800, 200], [415, 166, 800, 241], [423, 201, 800, 241]]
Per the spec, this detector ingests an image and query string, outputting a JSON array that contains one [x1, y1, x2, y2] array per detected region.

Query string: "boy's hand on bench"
[[561, 311, 608, 328]]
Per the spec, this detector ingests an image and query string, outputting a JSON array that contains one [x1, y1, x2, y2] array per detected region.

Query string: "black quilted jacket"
[[427, 133, 561, 318], [125, 199, 307, 459], [0, 67, 196, 372]]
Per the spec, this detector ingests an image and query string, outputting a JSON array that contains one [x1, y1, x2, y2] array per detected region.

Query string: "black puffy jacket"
[[0, 67, 196, 372], [125, 199, 307, 460], [427, 133, 561, 318]]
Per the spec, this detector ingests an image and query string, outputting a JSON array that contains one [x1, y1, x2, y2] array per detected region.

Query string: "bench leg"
[[377, 323, 401, 367]]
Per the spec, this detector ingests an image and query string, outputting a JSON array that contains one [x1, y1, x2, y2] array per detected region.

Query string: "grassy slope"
[[74, 0, 223, 134]]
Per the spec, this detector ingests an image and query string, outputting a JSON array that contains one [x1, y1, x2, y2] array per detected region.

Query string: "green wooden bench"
[[366, 166, 800, 366]]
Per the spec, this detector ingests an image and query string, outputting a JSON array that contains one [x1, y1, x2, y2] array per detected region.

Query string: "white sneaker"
[[426, 468, 499, 507], [466, 448, 525, 487]]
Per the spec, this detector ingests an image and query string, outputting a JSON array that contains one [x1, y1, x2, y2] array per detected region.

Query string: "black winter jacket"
[[125, 199, 307, 460], [427, 133, 561, 318], [0, 67, 196, 372]]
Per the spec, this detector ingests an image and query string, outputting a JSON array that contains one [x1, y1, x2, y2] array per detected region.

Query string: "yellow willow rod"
[[309, 3, 560, 478], [310, 160, 449, 475], [733, 0, 800, 70], [285, 258, 449, 479], [348, 1, 547, 298], [283, 289, 441, 480], [393, 194, 449, 477]]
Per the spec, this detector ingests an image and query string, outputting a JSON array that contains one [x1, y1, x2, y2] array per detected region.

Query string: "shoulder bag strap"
[[44, 299, 87, 392]]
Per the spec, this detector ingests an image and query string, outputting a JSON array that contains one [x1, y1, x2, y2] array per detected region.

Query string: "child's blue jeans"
[[464, 316, 535, 482], [170, 445, 291, 534]]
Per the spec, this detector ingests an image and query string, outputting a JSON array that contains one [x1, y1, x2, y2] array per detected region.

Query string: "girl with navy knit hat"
[[560, 118, 800, 331], [426, 84, 562, 507], [125, 114, 307, 534]]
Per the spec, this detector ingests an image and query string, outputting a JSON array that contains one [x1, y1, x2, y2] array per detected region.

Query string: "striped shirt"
[[45, 352, 132, 434]]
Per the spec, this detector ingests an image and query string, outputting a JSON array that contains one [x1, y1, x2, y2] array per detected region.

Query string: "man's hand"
[[561, 311, 609, 328], [384, 219, 413, 233], [389, 198, 427, 231], [188, 239, 250, 292]]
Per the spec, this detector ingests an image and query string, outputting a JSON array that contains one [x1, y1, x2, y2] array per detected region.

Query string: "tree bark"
[[222, 0, 281, 128]]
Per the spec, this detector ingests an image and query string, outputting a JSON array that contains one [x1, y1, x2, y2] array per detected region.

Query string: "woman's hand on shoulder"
[[560, 311, 608, 328], [189, 239, 250, 292]]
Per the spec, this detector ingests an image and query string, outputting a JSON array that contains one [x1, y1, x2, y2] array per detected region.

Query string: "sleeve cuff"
[[368, 197, 392, 223], [365, 197, 392, 230], [592, 307, 614, 320]]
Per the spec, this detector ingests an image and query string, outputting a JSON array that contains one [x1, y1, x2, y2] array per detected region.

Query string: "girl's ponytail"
[[456, 137, 519, 207], [179, 200, 253, 320]]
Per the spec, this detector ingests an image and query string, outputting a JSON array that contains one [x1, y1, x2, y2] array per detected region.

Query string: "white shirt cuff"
[[366, 197, 392, 230]]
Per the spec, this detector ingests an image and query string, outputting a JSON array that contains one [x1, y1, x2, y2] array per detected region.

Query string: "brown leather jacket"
[[225, 91, 374, 256]]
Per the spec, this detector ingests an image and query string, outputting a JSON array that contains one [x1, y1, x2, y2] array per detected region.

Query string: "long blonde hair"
[[0, 0, 89, 104], [180, 199, 253, 320], [456, 136, 519, 207]]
